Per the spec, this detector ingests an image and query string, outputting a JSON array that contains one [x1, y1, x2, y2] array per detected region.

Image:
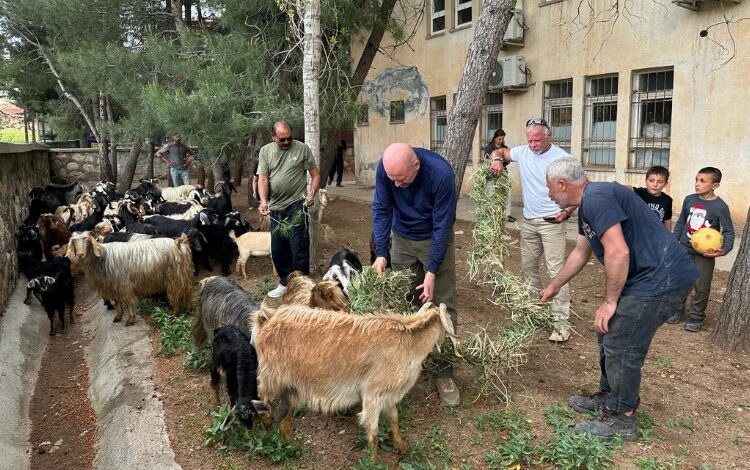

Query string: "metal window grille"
[[431, 0, 445, 34], [390, 100, 405, 124], [357, 104, 369, 126], [583, 74, 618, 168], [480, 92, 503, 151], [543, 79, 573, 153], [455, 0, 472, 27], [430, 96, 447, 152], [629, 69, 673, 169]]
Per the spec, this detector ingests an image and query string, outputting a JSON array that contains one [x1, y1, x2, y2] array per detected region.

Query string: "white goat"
[[161, 184, 196, 203], [228, 230, 271, 280]]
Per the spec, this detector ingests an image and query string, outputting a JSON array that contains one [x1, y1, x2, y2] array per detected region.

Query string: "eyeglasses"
[[276, 137, 292, 143], [525, 118, 550, 128]]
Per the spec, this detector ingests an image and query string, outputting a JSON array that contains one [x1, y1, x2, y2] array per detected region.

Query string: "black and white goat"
[[207, 181, 236, 217], [322, 248, 363, 295], [192, 276, 258, 348], [15, 225, 44, 263], [25, 270, 75, 336]]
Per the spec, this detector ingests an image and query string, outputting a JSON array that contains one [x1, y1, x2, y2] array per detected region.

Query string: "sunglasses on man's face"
[[276, 136, 292, 143], [526, 118, 550, 128]]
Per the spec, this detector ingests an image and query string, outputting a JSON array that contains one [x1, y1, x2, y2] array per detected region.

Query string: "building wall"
[[0, 143, 50, 313], [49, 148, 171, 187], [352, 0, 750, 227]]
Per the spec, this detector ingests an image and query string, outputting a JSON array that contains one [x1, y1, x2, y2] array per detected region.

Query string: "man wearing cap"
[[491, 118, 576, 342]]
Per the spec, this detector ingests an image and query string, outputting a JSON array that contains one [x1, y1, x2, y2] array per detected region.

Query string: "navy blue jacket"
[[371, 148, 457, 273]]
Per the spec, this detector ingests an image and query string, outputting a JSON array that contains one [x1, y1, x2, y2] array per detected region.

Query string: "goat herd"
[[12, 179, 457, 459]]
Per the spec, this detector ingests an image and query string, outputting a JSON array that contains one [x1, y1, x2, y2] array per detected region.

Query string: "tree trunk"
[[246, 132, 263, 207], [196, 163, 205, 187], [184, 0, 191, 25], [440, 0, 516, 194], [231, 150, 245, 187], [30, 112, 36, 142], [23, 109, 29, 143], [713, 207, 750, 352], [300, 0, 323, 275], [147, 140, 155, 179], [171, 0, 184, 33], [99, 139, 112, 182], [196, 0, 203, 23], [118, 138, 143, 193], [106, 96, 117, 184]]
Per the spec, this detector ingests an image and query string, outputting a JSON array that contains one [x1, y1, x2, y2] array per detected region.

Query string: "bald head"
[[382, 143, 420, 188], [271, 121, 293, 150]]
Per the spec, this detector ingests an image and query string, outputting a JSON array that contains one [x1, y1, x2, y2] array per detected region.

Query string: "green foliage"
[[348, 266, 416, 315], [637, 412, 657, 442], [0, 128, 26, 143], [656, 356, 674, 372], [250, 277, 278, 302], [539, 431, 618, 470], [204, 404, 302, 462], [140, 300, 207, 371], [485, 428, 535, 468], [634, 455, 681, 470], [543, 404, 576, 433]]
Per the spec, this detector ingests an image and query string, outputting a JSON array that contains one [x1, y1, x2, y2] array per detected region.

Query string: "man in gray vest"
[[156, 133, 194, 186]]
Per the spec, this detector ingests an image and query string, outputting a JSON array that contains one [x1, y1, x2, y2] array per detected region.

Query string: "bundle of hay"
[[347, 267, 416, 315]]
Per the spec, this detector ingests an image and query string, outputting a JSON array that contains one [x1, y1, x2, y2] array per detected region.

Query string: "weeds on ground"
[[656, 356, 674, 372], [543, 404, 576, 433], [250, 277, 276, 302], [634, 455, 681, 470], [637, 412, 658, 442], [140, 301, 208, 371], [204, 404, 302, 462], [539, 431, 620, 470]]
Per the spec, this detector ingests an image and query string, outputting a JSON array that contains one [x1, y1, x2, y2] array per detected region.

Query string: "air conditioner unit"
[[503, 9, 525, 43], [500, 55, 527, 88]]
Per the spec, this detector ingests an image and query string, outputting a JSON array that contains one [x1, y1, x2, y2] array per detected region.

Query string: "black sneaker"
[[684, 321, 702, 332], [665, 311, 682, 324], [569, 390, 609, 413], [574, 409, 638, 441]]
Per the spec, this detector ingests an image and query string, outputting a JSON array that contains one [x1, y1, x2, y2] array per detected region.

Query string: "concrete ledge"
[[82, 283, 181, 470], [0, 282, 51, 470], [0, 143, 48, 154]]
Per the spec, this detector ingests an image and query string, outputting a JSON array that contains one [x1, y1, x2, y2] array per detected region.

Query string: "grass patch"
[[204, 404, 302, 462], [0, 127, 26, 143], [543, 404, 576, 433], [635, 455, 681, 470], [539, 431, 619, 470], [249, 277, 276, 302], [140, 298, 208, 371], [656, 356, 674, 372], [485, 427, 535, 468]]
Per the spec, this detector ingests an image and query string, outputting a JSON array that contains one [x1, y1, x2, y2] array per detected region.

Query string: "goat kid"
[[322, 249, 363, 295], [26, 271, 75, 336]]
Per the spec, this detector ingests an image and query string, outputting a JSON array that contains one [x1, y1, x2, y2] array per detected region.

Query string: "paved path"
[[325, 181, 739, 272]]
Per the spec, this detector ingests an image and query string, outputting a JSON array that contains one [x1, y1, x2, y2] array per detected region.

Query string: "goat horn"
[[417, 301, 433, 314], [220, 404, 237, 431], [437, 303, 462, 357]]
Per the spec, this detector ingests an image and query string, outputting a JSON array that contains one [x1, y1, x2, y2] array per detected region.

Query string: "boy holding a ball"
[[669, 167, 735, 331]]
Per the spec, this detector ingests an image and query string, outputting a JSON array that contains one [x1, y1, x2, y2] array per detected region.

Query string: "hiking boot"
[[549, 325, 571, 342], [684, 320, 702, 332], [267, 283, 287, 299], [569, 390, 610, 413], [574, 410, 638, 441], [435, 377, 460, 406]]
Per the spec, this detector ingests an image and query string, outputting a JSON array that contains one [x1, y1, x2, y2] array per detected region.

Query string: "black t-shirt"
[[634, 187, 673, 223]]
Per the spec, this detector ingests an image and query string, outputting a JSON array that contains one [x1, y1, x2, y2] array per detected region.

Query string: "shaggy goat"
[[278, 272, 350, 311], [161, 184, 196, 203], [67, 234, 193, 325], [251, 302, 455, 458], [26, 271, 75, 336], [228, 230, 271, 280], [210, 325, 269, 431], [192, 276, 258, 348]]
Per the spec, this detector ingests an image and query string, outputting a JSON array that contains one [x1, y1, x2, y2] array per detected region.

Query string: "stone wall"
[[49, 148, 170, 187], [0, 143, 50, 313]]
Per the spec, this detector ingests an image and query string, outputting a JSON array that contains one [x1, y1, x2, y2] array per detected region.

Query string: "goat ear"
[[89, 236, 102, 258], [220, 405, 237, 431], [251, 400, 272, 416], [199, 212, 209, 225]]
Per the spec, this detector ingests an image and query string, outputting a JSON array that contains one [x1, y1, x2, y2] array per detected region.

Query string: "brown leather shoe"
[[435, 377, 460, 406]]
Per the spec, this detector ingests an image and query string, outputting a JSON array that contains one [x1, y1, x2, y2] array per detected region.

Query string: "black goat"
[[207, 181, 236, 217], [132, 179, 163, 201], [185, 228, 212, 274], [25, 270, 75, 336], [199, 216, 237, 276], [322, 248, 364, 295], [20, 257, 72, 303], [223, 211, 251, 236], [143, 209, 218, 238], [211, 325, 260, 431], [15, 225, 44, 262]]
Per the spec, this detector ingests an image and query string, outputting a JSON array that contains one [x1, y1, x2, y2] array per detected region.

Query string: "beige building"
[[352, 0, 750, 227]]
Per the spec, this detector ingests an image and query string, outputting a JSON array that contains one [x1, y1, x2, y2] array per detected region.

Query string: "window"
[[390, 100, 405, 124], [480, 92, 503, 151], [583, 74, 618, 168], [455, 0, 472, 27], [430, 0, 446, 34], [430, 96, 447, 152], [543, 79, 573, 153], [629, 68, 673, 169], [357, 104, 369, 126]]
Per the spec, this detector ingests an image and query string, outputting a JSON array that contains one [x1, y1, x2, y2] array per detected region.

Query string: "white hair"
[[546, 157, 587, 183], [525, 123, 552, 136]]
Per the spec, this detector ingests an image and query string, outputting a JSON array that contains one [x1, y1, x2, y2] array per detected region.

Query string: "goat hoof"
[[113, 317, 122, 323]]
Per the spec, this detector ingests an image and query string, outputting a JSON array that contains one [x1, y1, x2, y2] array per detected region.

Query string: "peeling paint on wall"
[[362, 66, 429, 118]]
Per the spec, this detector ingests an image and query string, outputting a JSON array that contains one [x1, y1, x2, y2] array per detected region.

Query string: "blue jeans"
[[598, 285, 692, 414], [170, 167, 190, 186], [270, 200, 309, 285]]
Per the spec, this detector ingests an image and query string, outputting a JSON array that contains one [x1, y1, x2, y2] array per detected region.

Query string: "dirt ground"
[[150, 182, 750, 470]]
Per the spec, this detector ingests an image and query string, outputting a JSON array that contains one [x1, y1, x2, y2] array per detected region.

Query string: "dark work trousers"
[[270, 200, 309, 285], [598, 285, 691, 414], [390, 232, 457, 378], [329, 153, 344, 185], [686, 252, 716, 324]]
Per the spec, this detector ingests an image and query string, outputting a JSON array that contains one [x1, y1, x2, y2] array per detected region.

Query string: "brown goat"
[[67, 234, 193, 325], [280, 271, 349, 311], [251, 302, 455, 459], [37, 214, 71, 260]]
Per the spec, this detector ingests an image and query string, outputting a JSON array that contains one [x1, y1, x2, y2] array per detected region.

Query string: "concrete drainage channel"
[[0, 279, 181, 470]]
